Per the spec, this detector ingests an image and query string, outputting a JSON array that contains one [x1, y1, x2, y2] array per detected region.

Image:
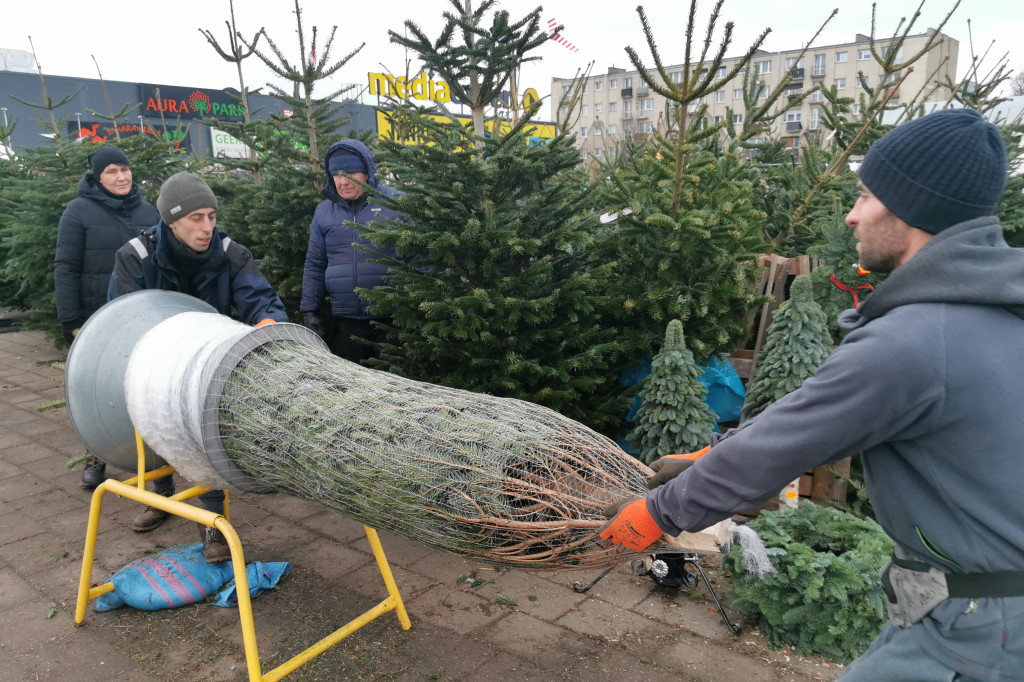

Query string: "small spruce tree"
[[742, 275, 833, 421], [630, 319, 717, 464]]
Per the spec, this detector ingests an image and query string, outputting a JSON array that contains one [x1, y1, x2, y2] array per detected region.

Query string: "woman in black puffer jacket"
[[54, 146, 159, 489]]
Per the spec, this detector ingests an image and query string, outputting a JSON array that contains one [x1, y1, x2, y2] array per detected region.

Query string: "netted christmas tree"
[[741, 275, 833, 421], [359, 4, 630, 433], [630, 320, 716, 464]]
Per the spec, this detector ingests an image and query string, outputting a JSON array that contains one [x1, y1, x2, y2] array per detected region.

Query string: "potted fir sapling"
[[741, 275, 833, 421], [630, 319, 717, 465]]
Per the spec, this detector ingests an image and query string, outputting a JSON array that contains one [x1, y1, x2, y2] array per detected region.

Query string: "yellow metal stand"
[[75, 433, 412, 681]]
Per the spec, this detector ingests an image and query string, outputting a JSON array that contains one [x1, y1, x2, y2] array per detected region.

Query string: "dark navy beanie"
[[328, 149, 368, 175], [858, 108, 1007, 234], [88, 146, 130, 178]]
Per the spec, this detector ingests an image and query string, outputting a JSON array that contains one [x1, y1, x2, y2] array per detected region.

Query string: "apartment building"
[[551, 29, 958, 160]]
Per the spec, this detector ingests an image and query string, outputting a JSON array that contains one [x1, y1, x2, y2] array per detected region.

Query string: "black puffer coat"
[[54, 175, 159, 325]]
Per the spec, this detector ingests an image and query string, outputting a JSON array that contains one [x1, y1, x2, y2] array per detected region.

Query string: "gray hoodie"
[[647, 216, 1024, 680]]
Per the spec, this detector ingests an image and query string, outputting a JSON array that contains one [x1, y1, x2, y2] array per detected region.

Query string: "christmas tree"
[[741, 275, 834, 421], [630, 320, 717, 464], [358, 4, 630, 433]]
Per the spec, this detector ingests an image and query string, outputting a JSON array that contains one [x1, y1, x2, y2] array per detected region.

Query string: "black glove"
[[61, 319, 84, 345], [645, 445, 710, 489], [302, 311, 327, 337]]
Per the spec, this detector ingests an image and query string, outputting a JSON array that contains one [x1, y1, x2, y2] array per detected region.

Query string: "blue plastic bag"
[[95, 542, 289, 612]]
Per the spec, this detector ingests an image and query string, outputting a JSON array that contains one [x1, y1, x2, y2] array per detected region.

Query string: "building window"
[[580, 149, 588, 159], [813, 54, 826, 75], [835, 51, 848, 63], [715, 90, 725, 103], [594, 124, 602, 136], [713, 115, 724, 123], [859, 74, 870, 88], [595, 103, 602, 114], [671, 71, 684, 84], [641, 121, 652, 133], [810, 89, 823, 103], [733, 113, 743, 124], [759, 85, 770, 100], [624, 100, 632, 115], [717, 66, 727, 78], [756, 60, 771, 74], [810, 107, 821, 127], [610, 78, 617, 88], [623, 124, 632, 135], [561, 85, 570, 98], [581, 105, 589, 116], [733, 88, 743, 100], [580, 127, 588, 138], [852, 103, 862, 115], [785, 56, 805, 70], [833, 78, 846, 90], [624, 77, 633, 88], [858, 48, 871, 60], [559, 106, 568, 119], [884, 71, 900, 85], [594, 147, 602, 156], [786, 110, 801, 122], [608, 124, 617, 134], [641, 98, 653, 110], [609, 102, 617, 112], [595, 80, 603, 91], [582, 83, 588, 95], [882, 46, 904, 65]]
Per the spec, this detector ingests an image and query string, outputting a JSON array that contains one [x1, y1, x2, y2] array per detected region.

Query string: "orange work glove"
[[599, 499, 662, 552], [253, 318, 277, 328], [646, 444, 711, 490]]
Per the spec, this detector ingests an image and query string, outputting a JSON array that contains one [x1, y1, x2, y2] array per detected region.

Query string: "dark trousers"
[[328, 317, 389, 363], [152, 475, 225, 514]]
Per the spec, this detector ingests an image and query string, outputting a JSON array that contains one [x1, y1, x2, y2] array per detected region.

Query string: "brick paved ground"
[[0, 328, 845, 681]]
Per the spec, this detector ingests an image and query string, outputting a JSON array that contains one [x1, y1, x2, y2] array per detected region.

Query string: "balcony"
[[637, 110, 649, 119], [811, 68, 826, 78], [808, 120, 820, 130], [636, 87, 649, 97], [886, 87, 900, 98], [785, 87, 803, 99], [790, 67, 805, 79], [621, 87, 633, 98], [786, 121, 803, 132]]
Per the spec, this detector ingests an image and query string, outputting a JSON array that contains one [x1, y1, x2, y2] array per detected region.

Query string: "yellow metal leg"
[[76, 434, 413, 681]]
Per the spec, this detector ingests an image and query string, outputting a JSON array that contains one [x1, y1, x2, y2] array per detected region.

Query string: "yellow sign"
[[375, 110, 556, 147], [522, 88, 540, 111], [368, 72, 451, 103]]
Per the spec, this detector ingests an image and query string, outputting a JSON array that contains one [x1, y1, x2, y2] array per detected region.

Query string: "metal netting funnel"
[[64, 290, 217, 471]]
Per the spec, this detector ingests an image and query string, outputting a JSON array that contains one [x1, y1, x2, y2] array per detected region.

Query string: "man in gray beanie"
[[107, 171, 288, 562], [601, 109, 1024, 681]]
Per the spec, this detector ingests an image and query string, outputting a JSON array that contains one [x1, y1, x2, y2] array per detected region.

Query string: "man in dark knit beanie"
[[602, 108, 1024, 681], [107, 171, 287, 562]]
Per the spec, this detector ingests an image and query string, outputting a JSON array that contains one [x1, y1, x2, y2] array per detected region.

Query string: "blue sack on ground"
[[95, 543, 290, 612], [96, 542, 233, 612], [213, 561, 291, 607]]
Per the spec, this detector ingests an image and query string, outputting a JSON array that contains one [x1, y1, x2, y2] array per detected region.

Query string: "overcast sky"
[[1, 0, 1020, 101]]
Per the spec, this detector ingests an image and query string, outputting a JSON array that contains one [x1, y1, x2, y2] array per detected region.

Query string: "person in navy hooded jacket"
[[300, 139, 400, 362]]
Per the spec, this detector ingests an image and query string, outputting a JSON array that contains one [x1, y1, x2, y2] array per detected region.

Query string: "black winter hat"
[[858, 108, 1007, 234], [156, 172, 218, 224], [88, 146, 130, 178]]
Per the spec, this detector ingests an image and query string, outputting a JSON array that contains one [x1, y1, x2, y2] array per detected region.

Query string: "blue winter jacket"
[[108, 222, 288, 325], [300, 139, 400, 319]]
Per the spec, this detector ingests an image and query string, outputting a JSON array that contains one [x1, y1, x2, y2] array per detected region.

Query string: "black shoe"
[[80, 458, 106, 490]]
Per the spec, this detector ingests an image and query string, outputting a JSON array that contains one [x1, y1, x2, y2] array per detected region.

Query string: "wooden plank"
[[798, 473, 813, 496], [829, 458, 851, 501]]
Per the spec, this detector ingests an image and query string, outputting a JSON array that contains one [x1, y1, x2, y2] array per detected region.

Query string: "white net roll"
[[125, 311, 248, 489]]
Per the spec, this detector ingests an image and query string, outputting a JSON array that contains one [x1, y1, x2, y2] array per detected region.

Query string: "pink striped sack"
[[95, 543, 234, 612]]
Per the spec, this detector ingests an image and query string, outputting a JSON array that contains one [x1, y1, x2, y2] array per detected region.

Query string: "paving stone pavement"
[[0, 329, 845, 681]]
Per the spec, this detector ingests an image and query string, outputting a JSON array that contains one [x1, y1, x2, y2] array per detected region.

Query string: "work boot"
[[131, 489, 174, 532], [199, 525, 232, 563], [80, 458, 106, 490]]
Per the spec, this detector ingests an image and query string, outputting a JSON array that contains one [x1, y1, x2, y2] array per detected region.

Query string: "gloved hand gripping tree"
[[630, 320, 717, 464], [742, 275, 833, 421]]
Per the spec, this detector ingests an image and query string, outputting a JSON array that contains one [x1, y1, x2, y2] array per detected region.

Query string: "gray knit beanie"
[[858, 108, 1007, 234], [156, 172, 218, 224]]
